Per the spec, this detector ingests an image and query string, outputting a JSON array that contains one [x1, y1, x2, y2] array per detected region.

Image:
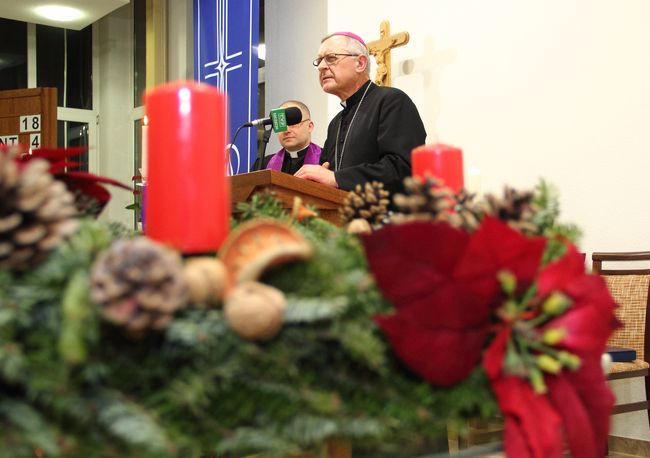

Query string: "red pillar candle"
[[412, 143, 464, 192], [144, 81, 230, 253]]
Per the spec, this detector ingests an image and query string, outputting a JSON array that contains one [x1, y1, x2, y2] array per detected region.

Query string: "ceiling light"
[[33, 5, 85, 23]]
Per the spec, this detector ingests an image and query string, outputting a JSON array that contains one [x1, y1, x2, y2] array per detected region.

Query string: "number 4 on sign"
[[30, 133, 41, 149], [20, 115, 41, 133]]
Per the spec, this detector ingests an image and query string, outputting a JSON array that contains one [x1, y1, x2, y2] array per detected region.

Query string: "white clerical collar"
[[285, 145, 308, 158]]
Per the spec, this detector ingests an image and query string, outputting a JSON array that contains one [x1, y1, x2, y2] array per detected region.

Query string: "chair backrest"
[[592, 252, 650, 361]]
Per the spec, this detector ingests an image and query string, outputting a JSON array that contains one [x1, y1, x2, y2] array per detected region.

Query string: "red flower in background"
[[363, 218, 618, 458], [6, 145, 132, 216], [363, 218, 546, 385]]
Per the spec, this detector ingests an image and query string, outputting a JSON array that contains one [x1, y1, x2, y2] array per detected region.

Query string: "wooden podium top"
[[229, 170, 349, 226]]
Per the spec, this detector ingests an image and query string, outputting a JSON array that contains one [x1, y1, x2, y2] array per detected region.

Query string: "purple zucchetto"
[[329, 31, 367, 48]]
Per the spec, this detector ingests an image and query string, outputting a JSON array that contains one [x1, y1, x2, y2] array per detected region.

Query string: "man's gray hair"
[[321, 34, 371, 76]]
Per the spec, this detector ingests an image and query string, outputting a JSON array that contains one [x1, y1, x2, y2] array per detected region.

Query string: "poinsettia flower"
[[364, 217, 617, 457], [363, 217, 547, 386], [16, 146, 131, 215], [536, 248, 617, 457], [482, 247, 617, 458], [492, 375, 564, 457]]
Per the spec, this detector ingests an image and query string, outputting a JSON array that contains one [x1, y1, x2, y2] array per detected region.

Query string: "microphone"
[[244, 106, 302, 130]]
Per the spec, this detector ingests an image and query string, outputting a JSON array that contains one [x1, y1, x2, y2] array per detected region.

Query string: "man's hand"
[[294, 162, 338, 188]]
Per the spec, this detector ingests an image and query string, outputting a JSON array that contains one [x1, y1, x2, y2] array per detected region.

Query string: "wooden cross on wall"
[[366, 21, 410, 87]]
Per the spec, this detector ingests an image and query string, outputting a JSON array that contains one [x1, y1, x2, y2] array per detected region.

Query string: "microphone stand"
[[254, 125, 273, 171]]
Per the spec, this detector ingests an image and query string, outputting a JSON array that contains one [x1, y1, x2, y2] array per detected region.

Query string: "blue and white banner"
[[194, 0, 259, 175]]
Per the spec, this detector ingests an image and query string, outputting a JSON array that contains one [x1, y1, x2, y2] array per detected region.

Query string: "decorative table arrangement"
[[0, 82, 618, 458]]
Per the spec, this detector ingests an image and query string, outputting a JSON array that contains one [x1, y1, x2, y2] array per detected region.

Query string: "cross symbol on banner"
[[366, 21, 410, 87], [201, 0, 246, 94]]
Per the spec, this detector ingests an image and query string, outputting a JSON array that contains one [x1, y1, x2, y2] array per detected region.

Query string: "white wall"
[[167, 0, 194, 81], [267, 0, 650, 262], [374, 0, 650, 258], [96, 4, 134, 227], [265, 0, 328, 154]]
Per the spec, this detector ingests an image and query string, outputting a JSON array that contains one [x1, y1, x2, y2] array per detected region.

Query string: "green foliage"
[[532, 179, 584, 264], [0, 203, 500, 457], [235, 191, 288, 222]]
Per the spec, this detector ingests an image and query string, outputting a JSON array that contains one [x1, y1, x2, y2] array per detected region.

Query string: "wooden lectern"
[[229, 170, 349, 226]]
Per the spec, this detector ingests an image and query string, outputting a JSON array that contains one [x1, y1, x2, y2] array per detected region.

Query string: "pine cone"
[[445, 189, 482, 232], [390, 176, 454, 224], [90, 237, 188, 334], [0, 151, 78, 270], [339, 181, 390, 227], [479, 187, 540, 235]]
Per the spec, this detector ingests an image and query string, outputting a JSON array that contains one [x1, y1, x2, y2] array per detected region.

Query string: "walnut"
[[224, 281, 286, 341]]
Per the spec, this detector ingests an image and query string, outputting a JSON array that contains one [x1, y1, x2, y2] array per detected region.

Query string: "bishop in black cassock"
[[295, 32, 426, 195]]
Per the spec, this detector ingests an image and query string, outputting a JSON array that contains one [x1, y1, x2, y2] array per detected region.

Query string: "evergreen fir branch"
[[336, 418, 383, 439], [58, 270, 95, 365], [532, 179, 582, 244], [164, 372, 214, 417], [94, 390, 171, 454], [301, 388, 343, 415], [0, 270, 11, 305], [216, 427, 301, 456], [235, 192, 289, 222], [0, 343, 26, 384], [165, 310, 230, 348], [105, 221, 136, 239], [30, 219, 113, 285], [0, 399, 60, 456], [282, 414, 339, 447], [332, 321, 387, 372], [283, 297, 349, 323]]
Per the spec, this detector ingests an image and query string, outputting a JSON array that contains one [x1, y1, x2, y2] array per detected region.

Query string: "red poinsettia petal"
[[63, 171, 133, 190], [491, 376, 563, 458], [362, 221, 470, 308], [546, 374, 597, 458], [66, 180, 111, 205], [563, 359, 614, 457], [483, 325, 510, 380], [537, 246, 584, 296], [503, 416, 533, 458], [548, 301, 614, 357], [540, 254, 618, 358], [31, 147, 87, 162], [374, 312, 488, 386], [454, 217, 547, 301], [536, 247, 616, 456]]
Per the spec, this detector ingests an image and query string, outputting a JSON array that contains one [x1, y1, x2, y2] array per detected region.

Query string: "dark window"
[[133, 0, 147, 107], [37, 25, 92, 109], [66, 27, 93, 109], [57, 120, 89, 172], [36, 26, 65, 105], [0, 19, 27, 90]]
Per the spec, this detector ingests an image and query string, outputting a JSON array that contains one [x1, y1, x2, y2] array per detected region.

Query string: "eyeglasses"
[[312, 53, 358, 67], [288, 119, 310, 128]]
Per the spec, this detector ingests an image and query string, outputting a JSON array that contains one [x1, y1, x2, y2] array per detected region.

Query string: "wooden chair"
[[592, 251, 650, 422]]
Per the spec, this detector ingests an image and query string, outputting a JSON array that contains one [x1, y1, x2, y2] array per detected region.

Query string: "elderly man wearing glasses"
[[294, 32, 426, 194], [253, 100, 322, 174]]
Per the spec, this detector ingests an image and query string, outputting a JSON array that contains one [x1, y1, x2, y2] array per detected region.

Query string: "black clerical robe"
[[252, 145, 312, 175], [320, 80, 426, 194]]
